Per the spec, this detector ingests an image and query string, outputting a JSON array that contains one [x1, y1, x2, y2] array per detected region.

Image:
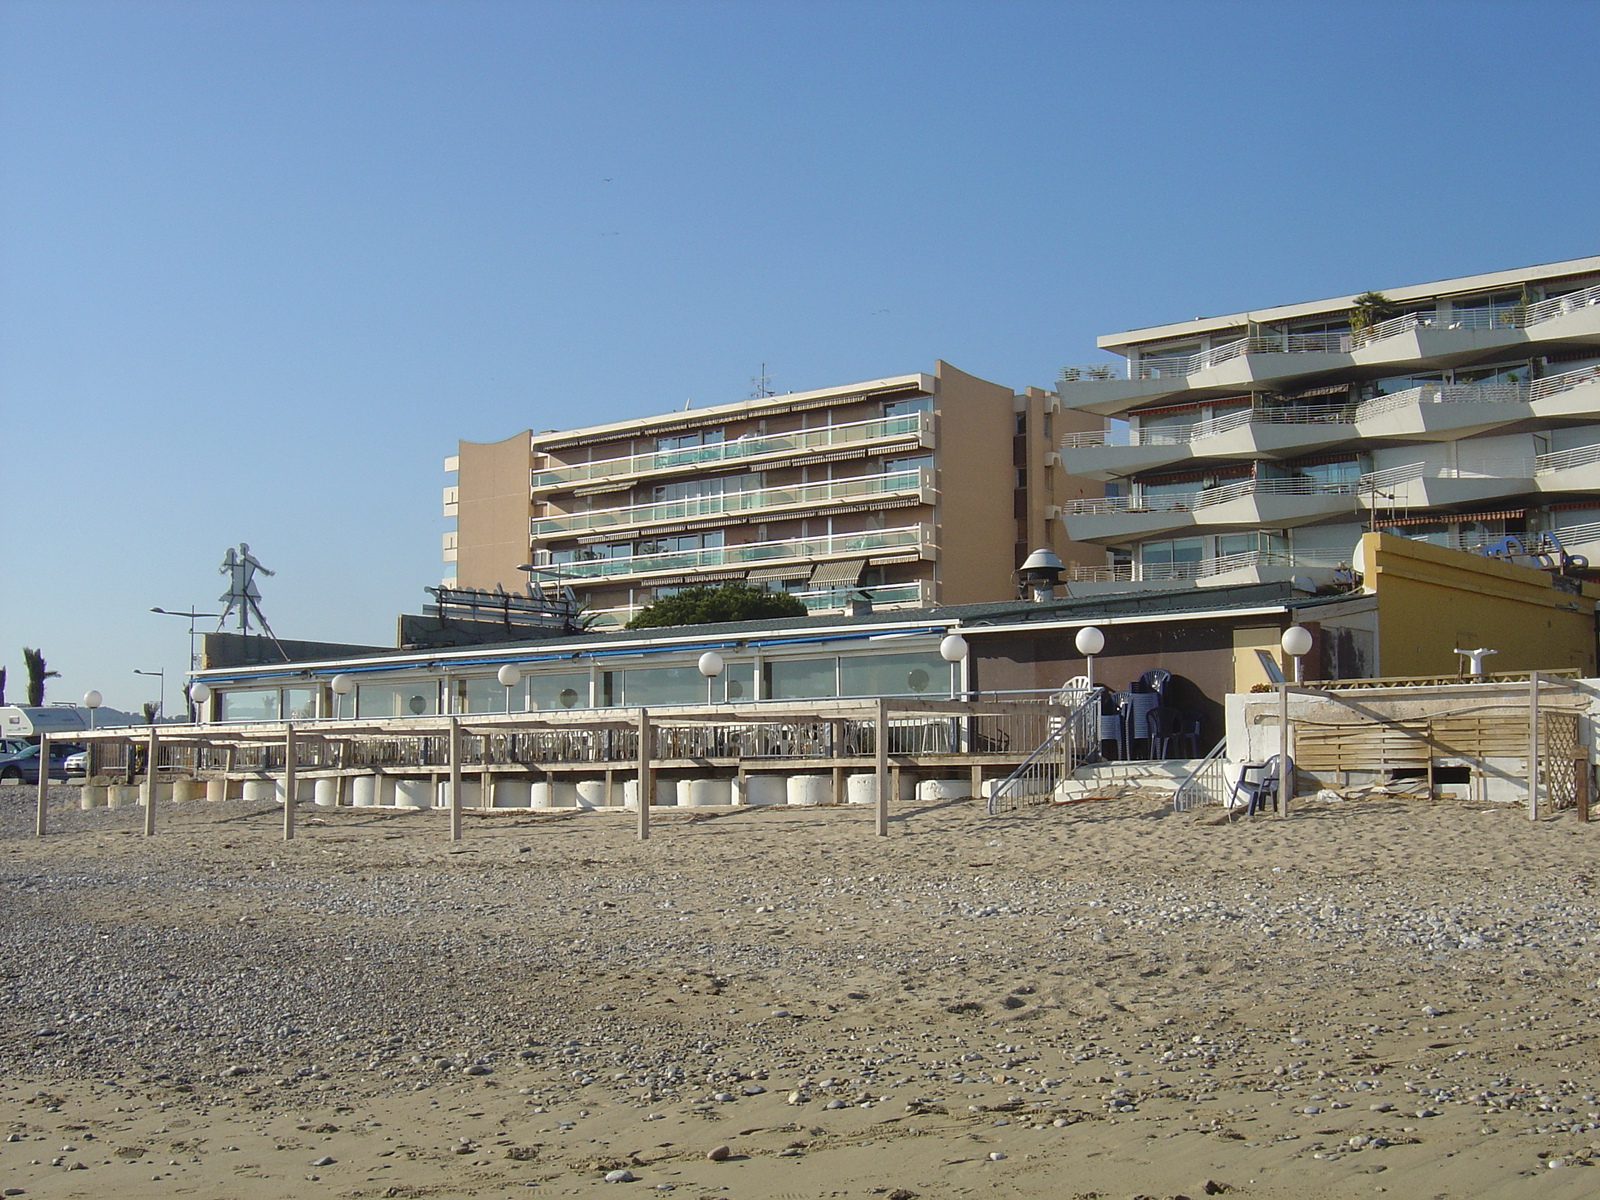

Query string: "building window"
[[884, 454, 933, 476], [883, 397, 932, 419], [658, 428, 724, 452]]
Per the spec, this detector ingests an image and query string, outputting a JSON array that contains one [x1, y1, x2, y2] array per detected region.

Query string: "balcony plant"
[[1347, 291, 1402, 337]]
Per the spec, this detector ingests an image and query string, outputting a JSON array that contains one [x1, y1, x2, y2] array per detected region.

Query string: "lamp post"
[[134, 668, 165, 722], [1074, 626, 1106, 690], [697, 650, 725, 704], [189, 681, 212, 723], [83, 690, 102, 731], [939, 632, 970, 698], [152, 607, 221, 720], [330, 674, 354, 719], [497, 664, 523, 714], [1277, 625, 1313, 818]]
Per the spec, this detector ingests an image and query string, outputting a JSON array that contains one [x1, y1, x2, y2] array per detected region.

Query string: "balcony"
[[1347, 285, 1600, 367], [1064, 548, 1351, 595], [1534, 443, 1600, 493], [531, 411, 934, 491], [583, 579, 936, 630], [1057, 403, 1355, 478], [533, 468, 935, 537], [1352, 380, 1530, 440], [1360, 460, 1532, 509], [551, 523, 937, 584], [1529, 364, 1600, 419], [1062, 475, 1363, 542]]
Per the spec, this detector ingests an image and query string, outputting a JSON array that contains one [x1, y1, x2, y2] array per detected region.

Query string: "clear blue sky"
[[3, 0, 1596, 713]]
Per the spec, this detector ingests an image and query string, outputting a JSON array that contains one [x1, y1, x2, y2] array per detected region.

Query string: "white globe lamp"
[[497, 664, 523, 714], [1074, 625, 1106, 688], [1281, 626, 1313, 685]]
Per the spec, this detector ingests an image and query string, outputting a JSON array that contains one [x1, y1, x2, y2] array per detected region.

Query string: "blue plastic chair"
[[1230, 754, 1294, 817]]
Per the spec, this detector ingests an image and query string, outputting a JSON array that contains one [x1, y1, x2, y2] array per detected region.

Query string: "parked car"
[[0, 743, 83, 784], [64, 750, 88, 776]]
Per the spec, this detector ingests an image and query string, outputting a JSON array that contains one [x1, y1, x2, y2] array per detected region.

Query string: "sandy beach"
[[3, 785, 1599, 1200]]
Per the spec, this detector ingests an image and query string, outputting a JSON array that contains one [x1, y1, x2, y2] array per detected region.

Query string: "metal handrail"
[[987, 687, 1101, 815], [1172, 738, 1230, 813]]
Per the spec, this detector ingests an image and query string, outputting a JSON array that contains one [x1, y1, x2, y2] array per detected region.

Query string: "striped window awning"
[[808, 558, 867, 587], [746, 564, 812, 583]]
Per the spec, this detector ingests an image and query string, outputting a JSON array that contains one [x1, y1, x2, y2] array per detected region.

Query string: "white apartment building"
[[1054, 255, 1600, 591]]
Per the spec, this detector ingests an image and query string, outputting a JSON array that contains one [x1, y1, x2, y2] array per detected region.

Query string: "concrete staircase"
[[1053, 758, 1206, 801]]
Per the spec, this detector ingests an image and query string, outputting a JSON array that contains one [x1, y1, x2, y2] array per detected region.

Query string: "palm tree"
[[22, 647, 60, 707], [1348, 291, 1402, 337]]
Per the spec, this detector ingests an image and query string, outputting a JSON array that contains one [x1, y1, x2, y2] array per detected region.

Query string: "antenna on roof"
[[750, 363, 774, 399]]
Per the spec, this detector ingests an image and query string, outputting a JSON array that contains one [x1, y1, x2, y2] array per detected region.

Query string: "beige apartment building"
[[444, 361, 1101, 628]]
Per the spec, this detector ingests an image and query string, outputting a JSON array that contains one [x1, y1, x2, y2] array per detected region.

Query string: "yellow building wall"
[[933, 361, 1019, 605], [456, 431, 534, 592], [1364, 532, 1599, 676]]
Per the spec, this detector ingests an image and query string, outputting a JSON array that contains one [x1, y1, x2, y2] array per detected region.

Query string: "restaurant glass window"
[[530, 670, 591, 711], [839, 651, 948, 698], [764, 657, 838, 700], [218, 689, 279, 723], [282, 687, 319, 721]]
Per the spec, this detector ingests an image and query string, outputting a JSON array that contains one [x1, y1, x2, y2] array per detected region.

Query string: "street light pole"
[[152, 607, 222, 720], [133, 669, 165, 722]]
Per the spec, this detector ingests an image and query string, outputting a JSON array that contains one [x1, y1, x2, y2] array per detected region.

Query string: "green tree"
[[22, 647, 60, 707], [1348, 290, 1402, 336], [626, 582, 807, 629]]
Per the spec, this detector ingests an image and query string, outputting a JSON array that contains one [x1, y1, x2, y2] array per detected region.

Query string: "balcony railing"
[[1067, 548, 1351, 584], [1135, 332, 1348, 380], [1059, 403, 1353, 450], [531, 411, 933, 490], [1525, 282, 1600, 325], [1353, 380, 1530, 422], [1530, 363, 1600, 403], [1351, 286, 1600, 349], [533, 468, 934, 536], [550, 523, 935, 581], [1066, 474, 1361, 516]]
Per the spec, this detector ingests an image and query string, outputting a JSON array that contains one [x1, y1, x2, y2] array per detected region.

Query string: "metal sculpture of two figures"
[[217, 543, 276, 635]]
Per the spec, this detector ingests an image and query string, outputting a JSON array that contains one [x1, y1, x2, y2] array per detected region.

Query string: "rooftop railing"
[[551, 523, 935, 581], [533, 468, 933, 536], [531, 411, 933, 490], [584, 579, 936, 627]]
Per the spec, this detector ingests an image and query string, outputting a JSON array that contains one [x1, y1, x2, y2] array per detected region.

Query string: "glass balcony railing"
[[531, 411, 933, 490], [533, 469, 934, 536], [550, 523, 936, 581]]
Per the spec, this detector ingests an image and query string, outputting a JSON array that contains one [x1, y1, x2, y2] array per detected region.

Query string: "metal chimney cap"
[[1020, 548, 1065, 573]]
